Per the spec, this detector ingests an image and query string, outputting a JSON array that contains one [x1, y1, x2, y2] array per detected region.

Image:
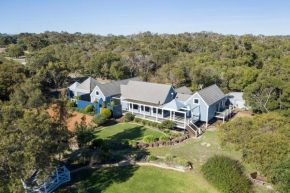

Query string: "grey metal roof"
[[76, 77, 101, 92], [197, 84, 225, 106], [121, 81, 174, 105], [175, 86, 193, 95], [98, 77, 141, 97], [175, 93, 192, 102]]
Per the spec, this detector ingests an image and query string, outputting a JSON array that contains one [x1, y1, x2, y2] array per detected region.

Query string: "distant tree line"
[[1, 31, 289, 115]]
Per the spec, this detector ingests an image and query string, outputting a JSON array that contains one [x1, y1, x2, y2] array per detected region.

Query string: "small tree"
[[161, 120, 175, 130], [124, 113, 134, 122], [92, 114, 107, 126], [101, 108, 111, 119], [74, 116, 95, 149], [201, 155, 252, 193]]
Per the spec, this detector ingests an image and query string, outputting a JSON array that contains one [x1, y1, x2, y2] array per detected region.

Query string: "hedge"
[[201, 155, 252, 193]]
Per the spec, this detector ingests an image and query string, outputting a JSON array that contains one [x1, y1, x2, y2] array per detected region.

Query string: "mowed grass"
[[149, 130, 271, 193], [95, 123, 163, 142], [58, 166, 219, 193]]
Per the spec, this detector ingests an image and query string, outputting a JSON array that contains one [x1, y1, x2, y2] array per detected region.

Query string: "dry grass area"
[[47, 107, 93, 132], [233, 110, 254, 119]]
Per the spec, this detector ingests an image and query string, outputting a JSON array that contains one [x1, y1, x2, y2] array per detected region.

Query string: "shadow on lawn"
[[59, 165, 140, 193], [107, 126, 146, 142]]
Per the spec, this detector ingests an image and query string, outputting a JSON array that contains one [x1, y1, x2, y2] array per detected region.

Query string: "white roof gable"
[[162, 99, 185, 111]]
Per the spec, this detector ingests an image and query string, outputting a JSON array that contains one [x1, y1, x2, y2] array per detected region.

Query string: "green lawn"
[[149, 130, 271, 193], [58, 166, 219, 193], [95, 123, 164, 142], [64, 124, 270, 193]]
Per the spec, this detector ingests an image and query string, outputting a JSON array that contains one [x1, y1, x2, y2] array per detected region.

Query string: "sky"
[[1, 0, 290, 36]]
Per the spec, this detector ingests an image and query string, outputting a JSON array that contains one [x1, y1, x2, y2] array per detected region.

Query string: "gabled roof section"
[[121, 81, 174, 105], [175, 93, 192, 103], [98, 77, 141, 97], [175, 86, 193, 95], [69, 82, 80, 90], [162, 99, 185, 111], [77, 77, 101, 92], [197, 84, 225, 106]]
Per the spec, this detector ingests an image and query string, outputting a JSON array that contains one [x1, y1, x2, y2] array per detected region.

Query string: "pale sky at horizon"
[[1, 0, 290, 36]]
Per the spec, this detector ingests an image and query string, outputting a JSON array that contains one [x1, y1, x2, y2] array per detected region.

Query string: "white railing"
[[23, 166, 70, 193]]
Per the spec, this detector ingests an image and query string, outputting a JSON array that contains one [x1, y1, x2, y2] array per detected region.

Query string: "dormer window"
[[96, 91, 99, 96]]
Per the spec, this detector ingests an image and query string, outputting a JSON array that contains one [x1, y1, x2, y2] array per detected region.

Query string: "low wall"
[[76, 99, 100, 114], [108, 104, 122, 119]]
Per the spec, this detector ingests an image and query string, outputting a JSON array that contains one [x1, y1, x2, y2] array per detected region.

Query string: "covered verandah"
[[121, 99, 190, 129]]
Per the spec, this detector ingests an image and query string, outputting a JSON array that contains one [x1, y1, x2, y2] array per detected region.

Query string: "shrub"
[[161, 120, 175, 130], [107, 101, 115, 107], [73, 96, 80, 100], [151, 122, 158, 128], [159, 135, 170, 141], [67, 101, 77, 107], [101, 108, 111, 119], [148, 155, 158, 161], [201, 155, 252, 193], [178, 159, 189, 167], [157, 123, 163, 130], [93, 100, 98, 103], [169, 133, 178, 138], [85, 104, 95, 113], [141, 120, 147, 125], [163, 129, 170, 134], [92, 114, 107, 126], [121, 139, 130, 145], [147, 121, 152, 126], [143, 135, 157, 143], [177, 133, 182, 137], [124, 113, 134, 122], [134, 117, 141, 123], [165, 154, 174, 162], [91, 138, 104, 148], [129, 140, 137, 146]]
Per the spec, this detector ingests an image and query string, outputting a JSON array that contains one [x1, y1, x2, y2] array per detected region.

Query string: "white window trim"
[[193, 98, 199, 105], [96, 91, 99, 96]]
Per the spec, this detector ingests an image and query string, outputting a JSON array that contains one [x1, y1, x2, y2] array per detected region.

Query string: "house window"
[[153, 108, 156, 113], [193, 98, 199, 104], [96, 91, 99, 96], [145, 107, 150, 112]]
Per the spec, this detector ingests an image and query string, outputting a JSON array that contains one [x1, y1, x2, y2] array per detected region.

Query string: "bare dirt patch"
[[47, 107, 93, 132]]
